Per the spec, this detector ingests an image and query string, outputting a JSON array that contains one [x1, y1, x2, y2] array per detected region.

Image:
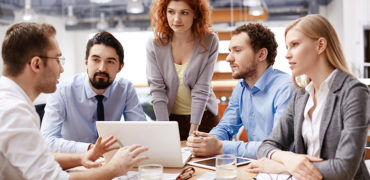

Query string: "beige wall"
[[0, 12, 95, 79], [320, 0, 370, 77]]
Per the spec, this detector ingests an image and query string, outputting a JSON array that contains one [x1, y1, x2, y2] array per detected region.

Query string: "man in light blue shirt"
[[41, 31, 146, 153], [187, 23, 293, 158]]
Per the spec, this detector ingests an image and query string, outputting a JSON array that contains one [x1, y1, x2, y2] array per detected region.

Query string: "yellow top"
[[172, 62, 192, 115]]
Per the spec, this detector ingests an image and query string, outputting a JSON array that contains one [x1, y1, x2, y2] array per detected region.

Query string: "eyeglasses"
[[176, 167, 195, 180], [39, 56, 66, 65]]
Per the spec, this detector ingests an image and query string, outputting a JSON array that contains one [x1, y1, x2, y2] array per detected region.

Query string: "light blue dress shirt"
[[210, 66, 294, 158], [41, 73, 146, 153]]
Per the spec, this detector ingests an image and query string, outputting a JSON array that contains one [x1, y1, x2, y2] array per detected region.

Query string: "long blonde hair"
[[285, 14, 353, 88]]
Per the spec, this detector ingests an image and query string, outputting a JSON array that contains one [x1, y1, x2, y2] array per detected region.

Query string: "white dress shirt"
[[0, 76, 69, 180], [302, 69, 338, 157]]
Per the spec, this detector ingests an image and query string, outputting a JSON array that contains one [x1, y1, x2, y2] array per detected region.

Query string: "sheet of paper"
[[255, 173, 297, 180], [113, 171, 179, 180], [197, 172, 216, 180]]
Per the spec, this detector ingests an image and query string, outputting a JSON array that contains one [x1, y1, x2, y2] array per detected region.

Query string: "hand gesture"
[[107, 144, 149, 177], [81, 136, 120, 168]]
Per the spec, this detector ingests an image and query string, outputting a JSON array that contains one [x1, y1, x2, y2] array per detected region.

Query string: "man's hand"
[[81, 136, 120, 168], [186, 131, 223, 156], [272, 151, 323, 180], [106, 144, 149, 177], [245, 157, 288, 174]]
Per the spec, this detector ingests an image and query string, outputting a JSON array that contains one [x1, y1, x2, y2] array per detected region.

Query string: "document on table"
[[255, 173, 298, 180], [113, 171, 179, 180], [197, 172, 216, 180]]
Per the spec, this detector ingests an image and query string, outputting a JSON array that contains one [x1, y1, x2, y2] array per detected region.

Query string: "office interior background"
[[0, 0, 369, 108]]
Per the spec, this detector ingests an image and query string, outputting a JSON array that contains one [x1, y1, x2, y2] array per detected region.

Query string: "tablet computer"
[[187, 156, 254, 170]]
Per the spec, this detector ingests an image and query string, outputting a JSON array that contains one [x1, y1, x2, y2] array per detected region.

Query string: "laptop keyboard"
[[181, 147, 192, 163]]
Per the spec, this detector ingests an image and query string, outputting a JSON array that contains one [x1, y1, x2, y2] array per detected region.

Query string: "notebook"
[[96, 121, 192, 167]]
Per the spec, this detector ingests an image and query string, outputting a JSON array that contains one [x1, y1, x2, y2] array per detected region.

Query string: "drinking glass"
[[216, 154, 237, 180], [138, 164, 163, 180]]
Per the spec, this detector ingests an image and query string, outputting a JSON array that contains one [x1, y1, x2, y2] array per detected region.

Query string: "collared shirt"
[[210, 66, 294, 158], [302, 69, 338, 157], [0, 76, 69, 180], [41, 73, 146, 153]]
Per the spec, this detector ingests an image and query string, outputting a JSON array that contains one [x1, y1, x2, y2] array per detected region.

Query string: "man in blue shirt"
[[41, 31, 146, 153], [187, 23, 294, 158]]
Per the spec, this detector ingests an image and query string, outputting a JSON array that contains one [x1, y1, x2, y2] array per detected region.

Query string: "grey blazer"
[[146, 33, 219, 125], [257, 70, 370, 180]]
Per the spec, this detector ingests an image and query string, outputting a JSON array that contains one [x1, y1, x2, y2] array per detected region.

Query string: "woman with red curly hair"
[[146, 0, 219, 140]]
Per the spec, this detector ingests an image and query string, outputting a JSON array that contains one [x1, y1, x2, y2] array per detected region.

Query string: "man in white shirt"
[[0, 22, 148, 179]]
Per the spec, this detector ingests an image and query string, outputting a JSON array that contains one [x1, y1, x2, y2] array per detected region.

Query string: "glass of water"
[[138, 164, 163, 180], [216, 154, 237, 180]]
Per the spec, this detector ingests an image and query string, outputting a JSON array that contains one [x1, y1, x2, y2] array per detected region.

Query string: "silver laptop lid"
[[96, 121, 187, 167]]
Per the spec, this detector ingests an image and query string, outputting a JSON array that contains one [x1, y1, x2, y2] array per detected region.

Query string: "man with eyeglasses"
[[40, 31, 147, 153], [39, 55, 66, 65], [0, 22, 148, 179]]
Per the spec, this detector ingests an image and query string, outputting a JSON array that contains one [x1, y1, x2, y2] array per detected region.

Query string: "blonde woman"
[[146, 0, 219, 140], [246, 14, 369, 180]]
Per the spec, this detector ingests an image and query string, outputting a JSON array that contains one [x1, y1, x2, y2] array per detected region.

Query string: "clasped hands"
[[246, 151, 323, 180], [186, 131, 223, 156]]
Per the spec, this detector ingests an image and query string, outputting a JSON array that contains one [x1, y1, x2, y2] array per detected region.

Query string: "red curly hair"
[[150, 0, 212, 51]]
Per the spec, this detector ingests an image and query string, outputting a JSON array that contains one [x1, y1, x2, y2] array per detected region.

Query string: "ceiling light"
[[21, 0, 37, 21], [65, 5, 78, 26], [243, 0, 261, 7], [115, 19, 126, 31], [96, 12, 109, 30], [243, 0, 267, 17], [90, 0, 112, 4], [127, 0, 144, 14], [249, 6, 264, 16]]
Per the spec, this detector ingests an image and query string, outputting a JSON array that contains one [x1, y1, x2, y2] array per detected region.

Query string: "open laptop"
[[96, 121, 192, 167]]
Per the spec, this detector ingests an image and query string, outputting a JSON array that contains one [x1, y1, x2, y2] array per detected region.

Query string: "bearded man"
[[187, 23, 294, 158], [41, 31, 146, 153]]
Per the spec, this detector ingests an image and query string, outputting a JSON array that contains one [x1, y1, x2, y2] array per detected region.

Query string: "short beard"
[[89, 71, 112, 90], [232, 61, 258, 80]]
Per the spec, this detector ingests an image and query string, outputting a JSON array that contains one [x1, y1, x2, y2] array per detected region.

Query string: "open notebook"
[[97, 121, 192, 167]]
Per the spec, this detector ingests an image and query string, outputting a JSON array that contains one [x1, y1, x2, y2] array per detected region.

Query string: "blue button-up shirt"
[[210, 66, 294, 158], [41, 73, 146, 153]]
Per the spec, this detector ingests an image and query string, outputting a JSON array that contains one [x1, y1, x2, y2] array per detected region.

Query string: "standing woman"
[[146, 0, 219, 140], [246, 14, 369, 180]]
